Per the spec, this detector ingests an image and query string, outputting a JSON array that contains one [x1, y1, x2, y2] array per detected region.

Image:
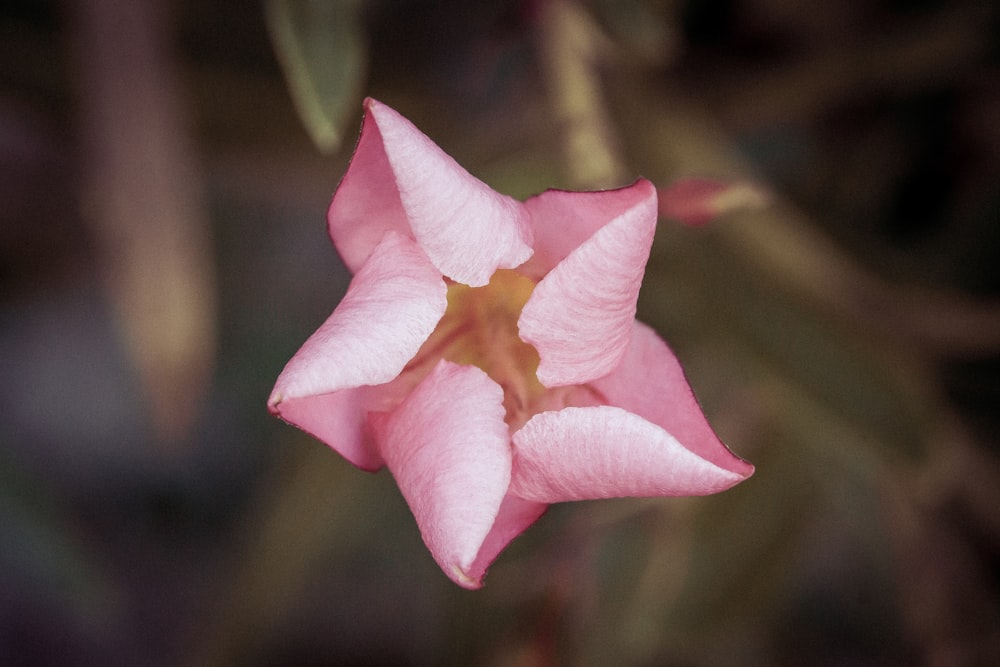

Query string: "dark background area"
[[2, 0, 999, 664]]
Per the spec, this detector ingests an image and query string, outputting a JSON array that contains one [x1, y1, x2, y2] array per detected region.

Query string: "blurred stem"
[[705, 5, 990, 131], [723, 203, 1000, 358], [186, 441, 364, 666], [536, 0, 626, 189], [70, 0, 216, 444], [623, 88, 1000, 358], [883, 417, 1000, 661]]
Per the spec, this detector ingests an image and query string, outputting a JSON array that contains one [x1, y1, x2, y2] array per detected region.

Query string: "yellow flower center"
[[402, 269, 604, 431], [405, 270, 545, 430]]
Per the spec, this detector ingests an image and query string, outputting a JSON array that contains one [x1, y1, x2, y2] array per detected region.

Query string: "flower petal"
[[590, 321, 754, 476], [510, 406, 751, 503], [326, 102, 412, 274], [332, 98, 533, 287], [268, 232, 447, 470], [519, 179, 657, 279], [271, 388, 382, 470], [465, 494, 547, 585], [373, 360, 513, 589], [518, 180, 657, 386]]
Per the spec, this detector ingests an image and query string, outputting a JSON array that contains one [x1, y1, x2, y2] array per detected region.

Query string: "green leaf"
[[266, 0, 366, 154]]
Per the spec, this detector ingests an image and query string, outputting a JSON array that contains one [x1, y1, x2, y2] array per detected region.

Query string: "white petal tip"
[[451, 564, 482, 589]]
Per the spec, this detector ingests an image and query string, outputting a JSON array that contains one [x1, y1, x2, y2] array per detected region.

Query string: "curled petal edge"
[[590, 321, 754, 475], [510, 406, 752, 503], [372, 360, 514, 589], [268, 231, 447, 470], [518, 180, 658, 387], [327, 98, 534, 285], [519, 179, 656, 279]]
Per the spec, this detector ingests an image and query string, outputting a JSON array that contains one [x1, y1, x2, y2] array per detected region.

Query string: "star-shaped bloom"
[[269, 98, 753, 588]]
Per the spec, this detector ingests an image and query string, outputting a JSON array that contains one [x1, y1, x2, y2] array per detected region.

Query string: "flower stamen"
[[408, 270, 548, 430]]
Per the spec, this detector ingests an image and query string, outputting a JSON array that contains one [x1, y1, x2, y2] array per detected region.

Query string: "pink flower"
[[268, 98, 753, 589]]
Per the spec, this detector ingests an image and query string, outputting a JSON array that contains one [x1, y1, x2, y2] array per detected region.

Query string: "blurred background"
[[2, 0, 999, 664]]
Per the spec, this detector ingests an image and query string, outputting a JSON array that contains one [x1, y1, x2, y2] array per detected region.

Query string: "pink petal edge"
[[590, 321, 754, 475], [327, 101, 412, 274], [510, 406, 752, 503], [268, 231, 447, 470], [519, 180, 656, 279], [372, 360, 513, 589], [365, 99, 533, 287], [465, 494, 548, 585], [518, 179, 658, 387]]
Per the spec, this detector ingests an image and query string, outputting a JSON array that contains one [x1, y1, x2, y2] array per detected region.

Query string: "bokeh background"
[[3, 0, 999, 664]]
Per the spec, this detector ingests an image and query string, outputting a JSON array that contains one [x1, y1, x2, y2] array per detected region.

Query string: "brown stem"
[[536, 0, 627, 189]]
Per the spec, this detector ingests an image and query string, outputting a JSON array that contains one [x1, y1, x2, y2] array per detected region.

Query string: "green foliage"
[[265, 0, 367, 153]]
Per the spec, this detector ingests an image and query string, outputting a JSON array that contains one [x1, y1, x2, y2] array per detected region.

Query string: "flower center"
[[409, 270, 547, 430]]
